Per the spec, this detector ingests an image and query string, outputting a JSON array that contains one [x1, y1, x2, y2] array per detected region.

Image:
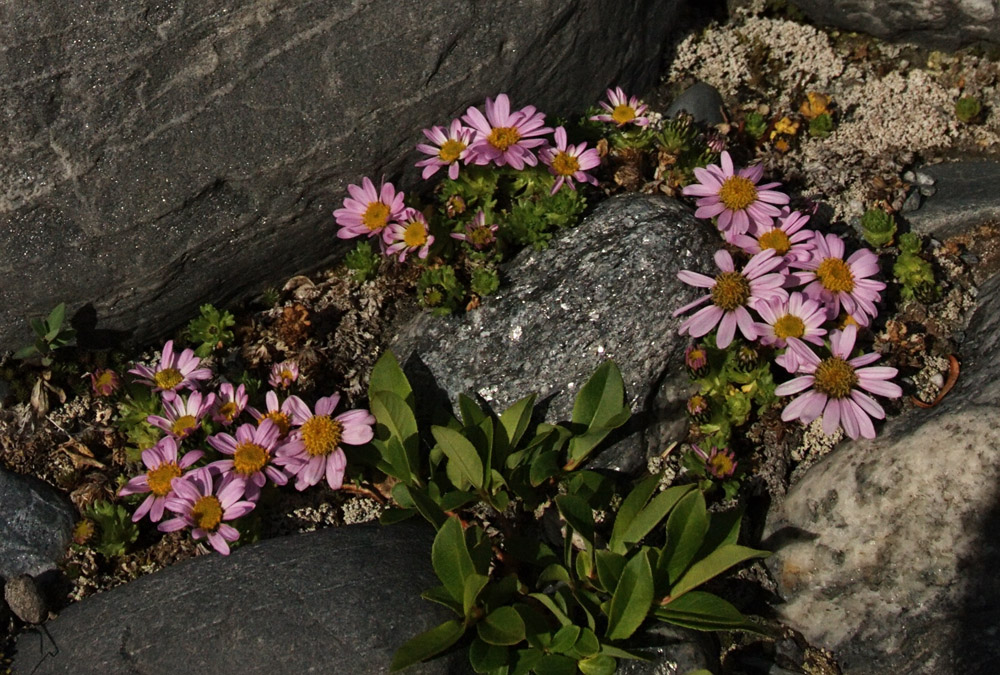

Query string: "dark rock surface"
[[763, 270, 1000, 673], [391, 194, 718, 475], [4, 576, 48, 625], [0, 470, 75, 581], [905, 161, 1000, 242], [665, 82, 725, 126], [0, 0, 689, 353], [12, 522, 466, 675], [788, 0, 1000, 49]]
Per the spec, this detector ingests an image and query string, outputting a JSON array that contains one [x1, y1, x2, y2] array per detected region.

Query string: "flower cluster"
[[120, 342, 375, 554], [674, 152, 901, 442]]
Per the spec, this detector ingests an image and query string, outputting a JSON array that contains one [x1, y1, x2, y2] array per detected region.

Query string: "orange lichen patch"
[[799, 91, 832, 119]]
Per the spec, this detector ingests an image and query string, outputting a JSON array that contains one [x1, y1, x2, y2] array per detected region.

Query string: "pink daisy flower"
[[383, 207, 434, 262], [247, 390, 296, 439], [539, 126, 601, 195], [275, 394, 375, 491], [89, 369, 120, 397], [589, 87, 650, 127], [754, 292, 828, 349], [268, 360, 299, 389], [212, 382, 248, 426], [118, 437, 203, 523], [731, 208, 816, 262], [147, 390, 215, 440], [793, 232, 885, 326], [692, 444, 738, 479], [462, 94, 552, 170], [333, 177, 406, 240], [128, 340, 213, 394], [673, 249, 788, 348], [450, 210, 498, 250], [207, 419, 288, 501], [415, 118, 475, 180], [682, 151, 790, 239], [159, 467, 256, 556], [776, 325, 902, 440]]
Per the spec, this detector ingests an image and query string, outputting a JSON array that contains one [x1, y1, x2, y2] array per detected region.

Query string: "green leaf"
[[432, 517, 476, 602], [538, 563, 571, 585], [499, 394, 536, 451], [29, 317, 46, 339], [529, 450, 561, 486], [662, 490, 709, 586], [527, 593, 572, 627], [459, 393, 488, 428], [655, 591, 766, 634], [594, 550, 627, 593], [464, 573, 490, 618], [621, 484, 696, 548], [433, 425, 485, 490], [421, 585, 463, 614], [579, 654, 617, 675], [571, 360, 627, 430], [477, 606, 526, 646], [469, 637, 512, 673], [569, 627, 600, 659], [379, 507, 416, 525], [669, 544, 770, 600], [532, 654, 578, 675], [439, 490, 477, 512], [605, 550, 654, 640], [395, 484, 446, 530], [45, 303, 66, 339], [609, 473, 661, 555], [555, 494, 594, 546], [390, 619, 465, 671], [371, 391, 420, 483], [548, 625, 581, 655], [369, 350, 414, 408], [12, 345, 38, 360]]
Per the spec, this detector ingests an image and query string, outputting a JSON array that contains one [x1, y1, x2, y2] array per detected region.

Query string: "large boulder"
[[12, 522, 465, 675], [0, 470, 76, 581], [763, 269, 1000, 673], [0, 0, 687, 352], [391, 194, 718, 475], [788, 0, 1000, 49]]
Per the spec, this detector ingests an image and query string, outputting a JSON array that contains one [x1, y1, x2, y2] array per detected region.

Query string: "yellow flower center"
[[147, 462, 182, 497], [402, 221, 428, 248], [94, 371, 116, 393], [191, 495, 223, 532], [260, 410, 290, 437], [817, 258, 855, 293], [154, 368, 183, 390], [711, 272, 751, 311], [438, 139, 466, 163], [611, 104, 637, 125], [757, 228, 792, 255], [487, 127, 521, 152], [171, 415, 198, 438], [708, 452, 735, 478], [469, 226, 493, 247], [280, 369, 295, 383], [233, 441, 269, 476], [773, 314, 806, 340], [551, 152, 580, 177], [813, 357, 858, 399], [301, 415, 344, 457], [718, 176, 758, 212], [218, 401, 238, 422], [361, 202, 390, 231]]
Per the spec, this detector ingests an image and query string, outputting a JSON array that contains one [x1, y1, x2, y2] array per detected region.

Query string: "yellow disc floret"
[[757, 228, 792, 255], [438, 139, 466, 163], [301, 415, 344, 458], [154, 368, 183, 390], [191, 495, 223, 532], [711, 272, 751, 311], [612, 104, 637, 125], [708, 452, 735, 478], [718, 176, 758, 212], [487, 127, 521, 152], [233, 441, 269, 476], [817, 258, 855, 293], [171, 415, 198, 438], [813, 357, 858, 399], [551, 152, 580, 177], [773, 314, 806, 340], [147, 462, 182, 497], [362, 202, 391, 231], [218, 401, 238, 422], [402, 222, 428, 248], [260, 410, 290, 437]]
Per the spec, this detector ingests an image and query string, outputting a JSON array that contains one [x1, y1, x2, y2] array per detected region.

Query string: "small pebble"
[[4, 574, 48, 624]]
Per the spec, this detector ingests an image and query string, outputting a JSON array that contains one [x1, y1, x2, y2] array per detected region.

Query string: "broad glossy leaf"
[[45, 303, 66, 339], [565, 470, 614, 508], [529, 449, 561, 486], [669, 544, 770, 600], [532, 654, 578, 675], [571, 360, 628, 430], [538, 563, 571, 584], [499, 394, 536, 451], [389, 619, 465, 672], [509, 648, 544, 675], [369, 350, 413, 407], [477, 606, 526, 646], [594, 550, 626, 593], [569, 627, 600, 659], [578, 654, 617, 675], [609, 473, 661, 554], [378, 507, 416, 525], [396, 484, 446, 530], [566, 422, 629, 468], [433, 425, 485, 490], [469, 637, 511, 673], [662, 490, 709, 586], [459, 393, 488, 428], [464, 573, 490, 617], [527, 592, 572, 626], [548, 625, 581, 654], [514, 603, 554, 651], [605, 550, 654, 640], [621, 484, 696, 548], [698, 507, 743, 556], [481, 574, 520, 609], [655, 591, 767, 634], [439, 490, 477, 512], [371, 391, 419, 480], [421, 584, 463, 614], [432, 517, 475, 602], [555, 494, 595, 546]]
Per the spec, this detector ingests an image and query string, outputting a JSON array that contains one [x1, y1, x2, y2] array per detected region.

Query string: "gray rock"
[[0, 0, 689, 353], [13, 522, 466, 675], [618, 624, 720, 674], [4, 575, 47, 625], [905, 161, 1000, 242], [391, 194, 718, 475], [788, 0, 1000, 49], [763, 270, 1000, 673], [665, 82, 725, 126], [0, 470, 75, 580]]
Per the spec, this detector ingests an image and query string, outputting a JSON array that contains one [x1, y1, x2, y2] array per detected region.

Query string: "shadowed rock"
[[0, 470, 75, 581]]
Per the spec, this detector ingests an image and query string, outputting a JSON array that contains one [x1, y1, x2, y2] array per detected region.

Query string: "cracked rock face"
[[0, 470, 76, 581], [12, 523, 462, 675], [0, 0, 684, 352], [391, 194, 717, 475], [789, 0, 1000, 49]]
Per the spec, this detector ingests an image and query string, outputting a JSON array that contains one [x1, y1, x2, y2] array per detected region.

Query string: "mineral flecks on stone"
[[0, 470, 76, 581]]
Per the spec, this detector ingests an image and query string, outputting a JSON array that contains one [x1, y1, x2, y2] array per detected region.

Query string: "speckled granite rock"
[[905, 161, 1000, 242], [788, 0, 1000, 49], [12, 522, 464, 675], [0, 470, 75, 581], [665, 82, 725, 126], [391, 194, 717, 475], [0, 0, 687, 353], [763, 270, 1000, 674]]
